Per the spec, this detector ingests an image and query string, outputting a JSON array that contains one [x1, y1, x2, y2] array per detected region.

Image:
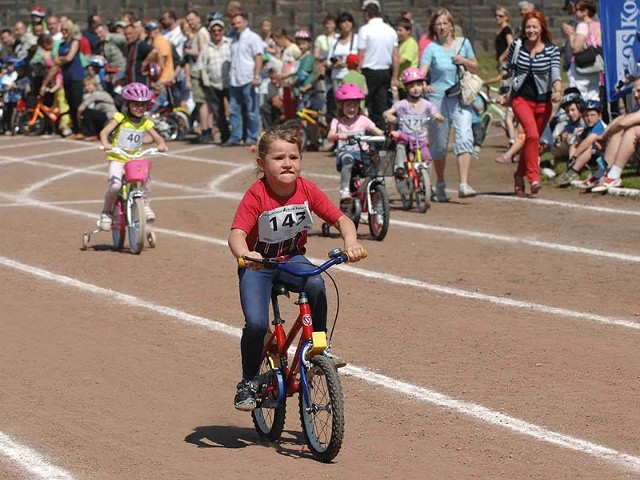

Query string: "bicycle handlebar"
[[237, 248, 368, 275], [101, 146, 167, 159]]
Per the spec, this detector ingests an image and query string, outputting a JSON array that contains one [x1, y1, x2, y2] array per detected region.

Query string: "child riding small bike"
[[383, 67, 444, 177], [97, 82, 167, 230]]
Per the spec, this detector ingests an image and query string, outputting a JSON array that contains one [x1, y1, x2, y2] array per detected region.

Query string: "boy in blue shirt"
[[554, 99, 607, 188]]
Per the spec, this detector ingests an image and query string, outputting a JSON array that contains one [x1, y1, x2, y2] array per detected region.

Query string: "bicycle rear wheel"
[[368, 184, 390, 241], [415, 166, 431, 213], [252, 354, 286, 441], [299, 355, 345, 463], [127, 196, 146, 254], [111, 198, 126, 251]]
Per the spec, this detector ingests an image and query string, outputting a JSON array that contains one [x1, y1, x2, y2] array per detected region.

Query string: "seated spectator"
[[76, 76, 117, 140], [553, 99, 606, 187], [549, 87, 585, 165], [259, 67, 282, 129], [589, 77, 640, 192]]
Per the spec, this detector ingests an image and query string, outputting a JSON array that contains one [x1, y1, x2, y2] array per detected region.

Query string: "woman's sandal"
[[530, 181, 542, 194], [514, 174, 525, 197]]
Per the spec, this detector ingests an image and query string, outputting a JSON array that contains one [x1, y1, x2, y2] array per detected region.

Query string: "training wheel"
[[321, 222, 330, 237], [147, 230, 157, 248], [81, 233, 89, 251]]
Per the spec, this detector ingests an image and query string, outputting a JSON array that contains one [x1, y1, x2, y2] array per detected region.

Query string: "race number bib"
[[257, 203, 313, 244], [400, 114, 429, 139], [117, 127, 145, 151]]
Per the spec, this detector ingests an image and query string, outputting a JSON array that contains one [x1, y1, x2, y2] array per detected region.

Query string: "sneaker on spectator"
[[554, 168, 578, 187], [458, 183, 477, 198], [339, 187, 351, 201], [591, 176, 621, 193], [435, 180, 448, 202], [234, 377, 259, 411], [576, 174, 600, 190], [62, 128, 73, 137], [144, 205, 156, 222], [98, 211, 112, 231]]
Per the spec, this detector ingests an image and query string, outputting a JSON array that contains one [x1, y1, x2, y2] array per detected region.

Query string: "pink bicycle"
[[81, 147, 164, 254]]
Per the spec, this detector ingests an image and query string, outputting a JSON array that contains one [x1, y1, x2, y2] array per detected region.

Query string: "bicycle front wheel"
[[368, 184, 390, 241], [127, 196, 146, 254], [299, 355, 345, 463], [111, 198, 126, 251], [415, 166, 431, 213], [252, 354, 286, 441]]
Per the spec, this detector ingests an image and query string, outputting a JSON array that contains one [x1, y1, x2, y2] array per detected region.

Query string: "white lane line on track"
[[1, 190, 638, 331], [1, 254, 639, 475], [0, 432, 75, 480], [7, 155, 640, 266]]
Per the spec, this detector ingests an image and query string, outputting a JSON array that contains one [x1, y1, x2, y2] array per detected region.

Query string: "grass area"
[[542, 153, 640, 191]]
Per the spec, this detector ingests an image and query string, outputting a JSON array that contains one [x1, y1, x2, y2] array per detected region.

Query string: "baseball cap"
[[346, 54, 360, 68], [145, 19, 160, 30], [208, 19, 225, 29]]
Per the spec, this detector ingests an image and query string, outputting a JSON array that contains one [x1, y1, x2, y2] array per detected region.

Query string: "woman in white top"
[[326, 11, 358, 119]]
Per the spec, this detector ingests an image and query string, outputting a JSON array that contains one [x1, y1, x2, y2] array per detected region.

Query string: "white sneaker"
[[144, 205, 156, 222], [339, 188, 351, 202], [98, 212, 112, 231], [62, 128, 73, 137], [458, 183, 477, 198], [435, 180, 448, 202]]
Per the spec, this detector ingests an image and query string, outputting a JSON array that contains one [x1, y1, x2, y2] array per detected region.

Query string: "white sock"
[[608, 165, 622, 180]]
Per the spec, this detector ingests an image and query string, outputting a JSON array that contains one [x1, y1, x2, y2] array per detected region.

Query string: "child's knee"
[[107, 176, 122, 193]]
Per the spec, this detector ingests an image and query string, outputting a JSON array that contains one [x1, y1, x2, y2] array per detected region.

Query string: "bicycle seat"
[[271, 282, 290, 298]]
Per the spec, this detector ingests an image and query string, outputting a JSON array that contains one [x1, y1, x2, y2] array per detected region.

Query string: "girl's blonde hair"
[[257, 125, 302, 161]]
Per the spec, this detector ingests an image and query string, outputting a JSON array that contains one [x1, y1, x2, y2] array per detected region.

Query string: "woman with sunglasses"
[[494, 6, 514, 68]]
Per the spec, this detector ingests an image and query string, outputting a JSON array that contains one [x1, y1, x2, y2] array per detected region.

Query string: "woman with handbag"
[[498, 11, 561, 196], [419, 9, 479, 201], [562, 0, 602, 102]]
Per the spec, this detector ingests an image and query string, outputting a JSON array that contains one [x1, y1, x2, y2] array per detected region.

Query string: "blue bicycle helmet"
[[580, 99, 601, 113]]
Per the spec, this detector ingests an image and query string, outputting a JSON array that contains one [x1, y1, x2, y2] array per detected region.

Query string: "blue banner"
[[600, 0, 640, 102]]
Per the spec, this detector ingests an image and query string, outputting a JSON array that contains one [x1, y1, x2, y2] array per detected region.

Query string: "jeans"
[[238, 255, 327, 379], [229, 83, 260, 143]]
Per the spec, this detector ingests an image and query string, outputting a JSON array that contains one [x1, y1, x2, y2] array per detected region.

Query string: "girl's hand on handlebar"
[[433, 112, 445, 123], [344, 243, 367, 263], [238, 251, 264, 270], [390, 130, 400, 140]]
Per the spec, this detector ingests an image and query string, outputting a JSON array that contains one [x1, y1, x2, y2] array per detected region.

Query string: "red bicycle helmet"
[[335, 83, 365, 101], [401, 67, 425, 86], [121, 82, 153, 102]]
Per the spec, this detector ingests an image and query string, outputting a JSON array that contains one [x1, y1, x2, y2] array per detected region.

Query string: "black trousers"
[[82, 108, 108, 137], [64, 81, 84, 134], [362, 67, 392, 130], [206, 86, 230, 143]]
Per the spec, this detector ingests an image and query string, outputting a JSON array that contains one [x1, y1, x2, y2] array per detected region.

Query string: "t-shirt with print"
[[392, 98, 438, 145], [330, 114, 378, 154], [231, 177, 343, 259], [420, 37, 475, 100], [107, 112, 155, 162]]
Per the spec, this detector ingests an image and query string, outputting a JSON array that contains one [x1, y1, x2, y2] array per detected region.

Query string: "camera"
[[330, 57, 338, 64]]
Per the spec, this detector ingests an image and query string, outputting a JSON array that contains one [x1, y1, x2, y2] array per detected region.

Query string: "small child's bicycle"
[[238, 248, 365, 462], [393, 116, 433, 213], [322, 134, 394, 241], [81, 147, 164, 254]]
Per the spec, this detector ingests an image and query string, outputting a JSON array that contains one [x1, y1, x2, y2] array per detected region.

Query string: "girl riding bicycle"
[[97, 82, 167, 231], [228, 125, 366, 411], [327, 83, 384, 204], [383, 67, 444, 176]]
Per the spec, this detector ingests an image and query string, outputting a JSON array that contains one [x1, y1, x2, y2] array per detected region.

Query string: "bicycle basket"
[[124, 160, 151, 183], [364, 142, 396, 177]]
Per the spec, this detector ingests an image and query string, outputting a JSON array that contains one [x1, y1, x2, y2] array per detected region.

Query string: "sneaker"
[[591, 176, 621, 193], [541, 167, 557, 180], [553, 168, 579, 187], [221, 140, 243, 148], [435, 180, 448, 202], [324, 348, 347, 369], [458, 183, 477, 198], [98, 212, 112, 231], [144, 205, 156, 222], [61, 128, 73, 137], [576, 174, 600, 190], [234, 377, 259, 411], [339, 187, 351, 201], [394, 166, 406, 180]]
